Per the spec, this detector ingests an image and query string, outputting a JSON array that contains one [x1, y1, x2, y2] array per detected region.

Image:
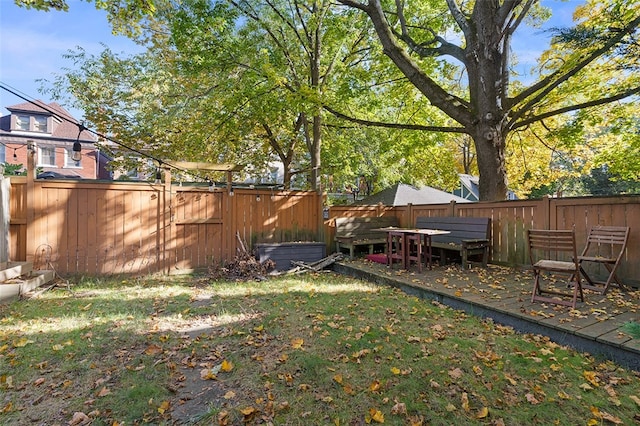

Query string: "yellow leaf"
[[52, 344, 64, 351], [587, 420, 599, 426], [291, 338, 304, 349], [224, 391, 236, 399], [583, 371, 600, 387], [241, 406, 256, 416], [158, 400, 170, 414], [253, 324, 264, 332], [12, 337, 31, 348], [200, 368, 217, 380], [221, 359, 233, 372], [445, 403, 456, 412], [503, 373, 517, 385], [369, 380, 381, 392], [343, 384, 355, 395], [369, 408, 385, 423], [0, 401, 12, 413], [472, 365, 483, 376], [454, 290, 462, 297], [557, 391, 571, 400], [461, 392, 470, 412], [390, 367, 400, 375], [580, 383, 594, 391], [476, 407, 489, 419], [333, 374, 343, 384]]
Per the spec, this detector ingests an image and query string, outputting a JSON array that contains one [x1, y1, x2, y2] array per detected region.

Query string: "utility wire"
[[0, 82, 218, 182]]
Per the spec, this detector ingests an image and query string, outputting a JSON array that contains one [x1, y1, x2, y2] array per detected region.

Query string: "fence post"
[[542, 195, 551, 230], [449, 200, 456, 216], [25, 140, 37, 266]]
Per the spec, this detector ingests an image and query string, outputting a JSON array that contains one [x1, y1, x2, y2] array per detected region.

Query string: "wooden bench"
[[335, 216, 399, 259], [415, 216, 491, 268]]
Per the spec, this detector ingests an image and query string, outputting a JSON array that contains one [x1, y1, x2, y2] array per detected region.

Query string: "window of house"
[[38, 146, 56, 167], [64, 148, 82, 168], [34, 116, 48, 133], [16, 115, 30, 131]]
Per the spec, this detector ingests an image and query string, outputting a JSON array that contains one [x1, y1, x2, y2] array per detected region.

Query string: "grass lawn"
[[1, 272, 639, 425]]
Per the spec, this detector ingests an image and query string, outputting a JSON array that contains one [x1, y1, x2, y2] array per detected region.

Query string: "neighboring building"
[[454, 174, 518, 201], [354, 183, 472, 206], [0, 100, 110, 179]]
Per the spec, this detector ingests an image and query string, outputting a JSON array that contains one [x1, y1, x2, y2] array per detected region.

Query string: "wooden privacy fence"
[[326, 195, 640, 287], [8, 177, 323, 275]]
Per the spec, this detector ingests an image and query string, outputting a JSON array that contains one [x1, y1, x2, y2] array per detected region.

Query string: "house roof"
[[1, 100, 95, 142], [354, 183, 472, 206]]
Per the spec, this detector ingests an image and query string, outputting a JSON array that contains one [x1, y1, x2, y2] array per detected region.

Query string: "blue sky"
[[1, 0, 584, 120]]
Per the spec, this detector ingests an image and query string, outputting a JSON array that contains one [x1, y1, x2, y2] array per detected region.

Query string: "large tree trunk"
[[471, 128, 508, 201]]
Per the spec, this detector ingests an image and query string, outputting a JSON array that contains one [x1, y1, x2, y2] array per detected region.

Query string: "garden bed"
[[255, 242, 326, 271]]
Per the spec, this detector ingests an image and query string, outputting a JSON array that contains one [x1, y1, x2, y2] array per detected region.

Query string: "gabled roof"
[[2, 100, 95, 142], [354, 183, 472, 206]]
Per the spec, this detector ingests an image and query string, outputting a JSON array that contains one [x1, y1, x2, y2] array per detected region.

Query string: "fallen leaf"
[[461, 392, 470, 412], [12, 337, 31, 348], [390, 367, 400, 375], [369, 380, 381, 392], [369, 408, 384, 423], [630, 395, 640, 406], [220, 359, 233, 372], [583, 371, 600, 387], [391, 402, 406, 415], [200, 368, 217, 380], [525, 393, 539, 404], [69, 411, 89, 425], [476, 406, 489, 419], [224, 391, 236, 399], [291, 338, 304, 349], [96, 387, 110, 397], [241, 406, 257, 416], [145, 344, 163, 356], [158, 400, 170, 414], [448, 368, 463, 379]]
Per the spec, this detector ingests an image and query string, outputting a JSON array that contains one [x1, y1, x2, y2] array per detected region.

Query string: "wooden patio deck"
[[332, 258, 640, 372]]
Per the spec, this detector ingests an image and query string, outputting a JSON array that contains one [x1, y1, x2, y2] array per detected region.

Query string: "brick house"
[[0, 100, 110, 179]]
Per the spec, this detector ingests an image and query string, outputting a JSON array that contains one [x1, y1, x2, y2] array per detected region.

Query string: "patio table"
[[375, 227, 450, 270]]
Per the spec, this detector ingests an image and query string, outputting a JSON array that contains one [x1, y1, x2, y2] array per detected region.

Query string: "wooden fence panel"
[[7, 178, 322, 275], [327, 195, 640, 286]]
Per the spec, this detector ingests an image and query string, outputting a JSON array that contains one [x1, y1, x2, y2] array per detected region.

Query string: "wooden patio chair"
[[405, 233, 423, 272], [577, 226, 630, 294], [527, 229, 584, 309], [387, 231, 405, 269]]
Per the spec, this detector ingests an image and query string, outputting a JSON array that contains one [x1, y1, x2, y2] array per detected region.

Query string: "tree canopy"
[[20, 0, 640, 199]]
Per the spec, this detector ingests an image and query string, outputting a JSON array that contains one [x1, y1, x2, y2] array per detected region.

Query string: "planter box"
[[255, 242, 326, 271]]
